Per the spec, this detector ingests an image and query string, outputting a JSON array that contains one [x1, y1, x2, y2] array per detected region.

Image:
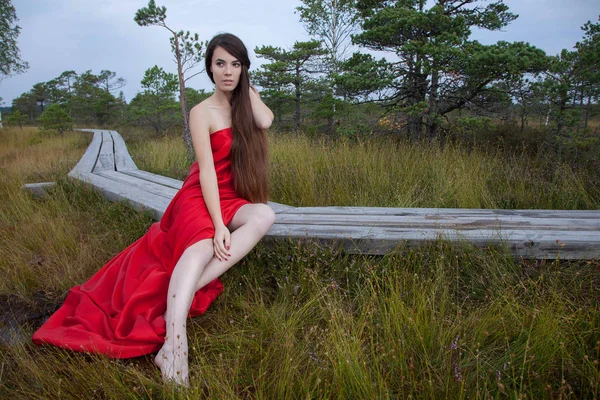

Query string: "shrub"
[[39, 104, 73, 134], [4, 110, 29, 129]]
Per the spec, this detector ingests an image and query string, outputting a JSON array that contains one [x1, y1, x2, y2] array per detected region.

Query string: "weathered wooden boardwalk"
[[25, 129, 600, 259]]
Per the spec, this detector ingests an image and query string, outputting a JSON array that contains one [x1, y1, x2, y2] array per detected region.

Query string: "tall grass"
[[1, 127, 599, 399], [126, 129, 600, 209], [0, 128, 153, 298]]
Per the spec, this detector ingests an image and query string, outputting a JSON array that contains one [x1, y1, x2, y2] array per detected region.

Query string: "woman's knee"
[[246, 203, 275, 235], [231, 203, 276, 233], [250, 204, 276, 233]]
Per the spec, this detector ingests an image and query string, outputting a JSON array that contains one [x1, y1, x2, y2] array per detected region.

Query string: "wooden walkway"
[[26, 129, 600, 260]]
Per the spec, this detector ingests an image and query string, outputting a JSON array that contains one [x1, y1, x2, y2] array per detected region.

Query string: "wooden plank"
[[120, 169, 184, 189], [93, 131, 116, 172], [69, 130, 102, 177], [20, 182, 56, 198], [65, 128, 600, 259], [268, 223, 599, 242], [266, 224, 600, 259], [273, 213, 600, 231], [94, 170, 178, 199], [107, 171, 298, 217], [110, 130, 138, 171], [268, 201, 294, 214], [279, 205, 600, 219], [73, 172, 170, 220]]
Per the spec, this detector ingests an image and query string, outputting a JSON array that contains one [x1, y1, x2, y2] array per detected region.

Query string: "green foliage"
[[453, 116, 495, 136], [27, 134, 42, 145], [336, 52, 394, 100], [255, 40, 327, 132], [133, 0, 167, 27], [170, 30, 207, 82], [30, 82, 51, 112], [127, 66, 180, 133], [554, 128, 600, 163], [296, 0, 362, 135], [140, 65, 178, 97], [341, 0, 547, 140], [296, 0, 359, 60], [184, 87, 211, 111], [576, 18, 600, 96], [11, 69, 125, 127], [11, 91, 38, 121], [540, 50, 585, 137], [38, 104, 73, 134], [134, 0, 206, 159], [0, 0, 28, 79], [46, 70, 77, 105], [127, 92, 180, 134], [4, 110, 27, 128], [97, 69, 126, 94], [69, 70, 122, 125]]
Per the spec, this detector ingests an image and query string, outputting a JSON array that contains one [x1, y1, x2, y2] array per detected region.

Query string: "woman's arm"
[[189, 104, 231, 261], [249, 86, 274, 130]]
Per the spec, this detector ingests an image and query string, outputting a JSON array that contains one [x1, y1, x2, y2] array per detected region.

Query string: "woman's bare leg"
[[155, 203, 274, 385], [194, 203, 275, 291], [155, 239, 213, 386]]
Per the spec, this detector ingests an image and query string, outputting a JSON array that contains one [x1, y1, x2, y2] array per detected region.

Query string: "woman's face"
[[211, 46, 242, 92]]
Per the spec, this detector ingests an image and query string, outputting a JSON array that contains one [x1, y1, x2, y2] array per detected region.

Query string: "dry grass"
[[1, 126, 599, 399], [125, 129, 600, 210], [0, 128, 153, 298]]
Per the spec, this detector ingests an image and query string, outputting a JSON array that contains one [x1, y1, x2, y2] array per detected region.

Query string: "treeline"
[[4, 1, 600, 160], [6, 67, 209, 133]]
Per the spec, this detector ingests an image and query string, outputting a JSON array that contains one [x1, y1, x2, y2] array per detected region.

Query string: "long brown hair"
[[205, 33, 269, 204]]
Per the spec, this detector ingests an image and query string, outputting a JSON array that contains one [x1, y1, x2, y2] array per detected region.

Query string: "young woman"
[[32, 33, 275, 387], [155, 33, 275, 385]]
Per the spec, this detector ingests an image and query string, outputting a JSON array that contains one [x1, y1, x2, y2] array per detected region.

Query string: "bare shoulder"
[[190, 99, 211, 120], [190, 96, 229, 134], [189, 100, 212, 136]]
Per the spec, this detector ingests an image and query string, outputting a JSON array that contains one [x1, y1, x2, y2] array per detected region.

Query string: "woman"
[[32, 33, 275, 387], [155, 33, 275, 385]]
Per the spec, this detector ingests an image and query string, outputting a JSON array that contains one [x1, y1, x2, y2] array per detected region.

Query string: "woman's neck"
[[213, 87, 232, 105]]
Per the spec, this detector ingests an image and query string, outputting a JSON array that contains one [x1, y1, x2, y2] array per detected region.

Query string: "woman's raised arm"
[[249, 86, 274, 130]]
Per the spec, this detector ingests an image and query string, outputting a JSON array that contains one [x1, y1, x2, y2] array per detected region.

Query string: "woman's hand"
[[213, 224, 231, 261]]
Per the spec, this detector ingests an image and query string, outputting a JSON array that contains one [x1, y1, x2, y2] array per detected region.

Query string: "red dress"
[[32, 127, 249, 358]]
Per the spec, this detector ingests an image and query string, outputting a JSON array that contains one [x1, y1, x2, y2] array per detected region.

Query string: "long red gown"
[[32, 127, 249, 358]]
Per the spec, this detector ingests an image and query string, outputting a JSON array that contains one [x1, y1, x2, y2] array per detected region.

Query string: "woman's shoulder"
[[191, 96, 231, 133], [191, 96, 227, 120], [189, 97, 217, 127], [189, 99, 213, 137], [190, 97, 213, 116]]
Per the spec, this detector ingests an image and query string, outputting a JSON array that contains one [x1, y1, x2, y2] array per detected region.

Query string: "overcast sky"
[[1, 0, 598, 106]]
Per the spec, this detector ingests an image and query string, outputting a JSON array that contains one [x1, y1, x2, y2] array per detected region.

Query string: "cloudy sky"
[[1, 0, 598, 105]]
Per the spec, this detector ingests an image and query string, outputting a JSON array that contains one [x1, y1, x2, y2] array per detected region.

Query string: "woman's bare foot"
[[155, 332, 190, 387]]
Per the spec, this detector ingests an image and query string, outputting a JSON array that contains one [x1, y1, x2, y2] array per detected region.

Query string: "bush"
[[39, 104, 73, 134], [4, 110, 29, 129]]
